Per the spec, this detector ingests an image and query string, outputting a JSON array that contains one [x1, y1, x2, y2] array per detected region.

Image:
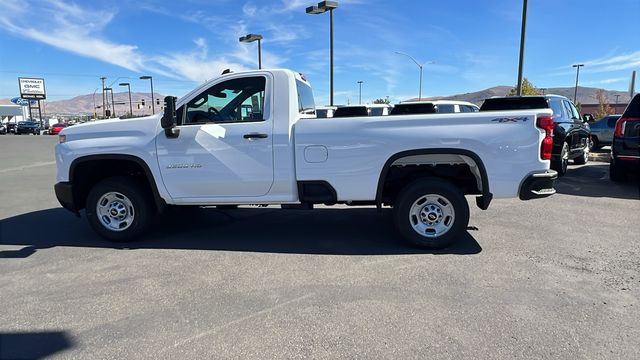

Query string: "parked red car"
[[49, 123, 67, 135]]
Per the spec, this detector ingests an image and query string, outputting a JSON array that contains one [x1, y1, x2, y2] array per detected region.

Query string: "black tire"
[[609, 159, 625, 182], [590, 137, 600, 151], [551, 142, 569, 176], [393, 178, 469, 249], [573, 143, 589, 165], [85, 176, 154, 242]]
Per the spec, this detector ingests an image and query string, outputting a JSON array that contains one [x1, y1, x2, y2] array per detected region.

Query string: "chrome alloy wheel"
[[96, 192, 135, 231], [409, 194, 455, 238]]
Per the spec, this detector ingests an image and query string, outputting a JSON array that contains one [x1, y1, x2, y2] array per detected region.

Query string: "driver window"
[[185, 76, 266, 125]]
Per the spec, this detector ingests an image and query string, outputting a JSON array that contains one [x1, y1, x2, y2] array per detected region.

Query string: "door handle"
[[243, 133, 268, 139]]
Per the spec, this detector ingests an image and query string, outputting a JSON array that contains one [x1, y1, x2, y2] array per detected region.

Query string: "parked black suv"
[[480, 95, 591, 176], [610, 93, 640, 182]]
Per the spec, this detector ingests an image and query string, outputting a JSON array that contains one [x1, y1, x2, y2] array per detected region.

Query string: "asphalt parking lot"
[[1, 135, 639, 359]]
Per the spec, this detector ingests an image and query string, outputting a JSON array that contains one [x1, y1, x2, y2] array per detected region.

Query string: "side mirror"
[[161, 96, 180, 138], [582, 113, 594, 123]]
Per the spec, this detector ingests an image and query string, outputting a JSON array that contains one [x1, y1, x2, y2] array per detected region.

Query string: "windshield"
[[369, 108, 386, 116], [480, 97, 548, 111]]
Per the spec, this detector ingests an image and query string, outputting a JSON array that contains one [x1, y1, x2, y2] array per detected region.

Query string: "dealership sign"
[[18, 77, 46, 100], [10, 97, 37, 106]]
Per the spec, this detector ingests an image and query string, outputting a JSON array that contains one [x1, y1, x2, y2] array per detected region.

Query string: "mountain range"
[[0, 92, 165, 116], [0, 86, 633, 115], [414, 86, 633, 106]]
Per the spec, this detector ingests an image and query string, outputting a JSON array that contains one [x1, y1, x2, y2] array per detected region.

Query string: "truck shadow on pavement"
[[0, 207, 482, 258], [556, 164, 640, 200], [0, 330, 75, 359]]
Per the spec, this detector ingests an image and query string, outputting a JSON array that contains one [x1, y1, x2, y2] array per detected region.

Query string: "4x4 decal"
[[491, 117, 529, 123]]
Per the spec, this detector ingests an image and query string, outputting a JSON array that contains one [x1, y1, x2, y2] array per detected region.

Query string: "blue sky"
[[0, 0, 638, 104]]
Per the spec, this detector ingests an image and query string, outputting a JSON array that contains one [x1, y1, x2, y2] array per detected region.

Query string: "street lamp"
[[614, 94, 620, 113], [239, 34, 263, 69], [357, 80, 363, 104], [395, 51, 433, 101], [119, 83, 133, 117], [140, 76, 155, 114], [572, 64, 584, 104], [306, 1, 338, 106]]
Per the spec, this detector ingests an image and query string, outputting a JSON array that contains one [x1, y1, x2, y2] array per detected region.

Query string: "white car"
[[55, 69, 556, 249]]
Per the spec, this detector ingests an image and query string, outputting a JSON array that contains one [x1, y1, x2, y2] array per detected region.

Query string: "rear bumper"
[[54, 182, 79, 214], [519, 170, 558, 200]]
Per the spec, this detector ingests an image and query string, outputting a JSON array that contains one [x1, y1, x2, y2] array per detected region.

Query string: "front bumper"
[[54, 182, 79, 214], [519, 170, 558, 200]]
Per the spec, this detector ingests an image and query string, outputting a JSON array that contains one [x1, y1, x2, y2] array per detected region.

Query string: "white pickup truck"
[[54, 69, 557, 249]]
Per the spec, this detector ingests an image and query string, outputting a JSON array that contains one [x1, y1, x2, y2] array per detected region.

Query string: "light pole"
[[104, 87, 116, 117], [92, 88, 98, 119], [516, 0, 528, 96], [395, 51, 432, 101], [140, 76, 155, 114], [119, 83, 133, 117], [357, 80, 363, 104], [239, 34, 263, 69], [614, 94, 620, 113], [100, 76, 106, 118], [572, 64, 584, 104], [306, 1, 338, 106]]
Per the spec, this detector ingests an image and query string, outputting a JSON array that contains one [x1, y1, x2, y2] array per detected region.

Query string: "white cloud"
[[0, 0, 277, 82], [242, 2, 257, 16], [582, 77, 627, 86], [0, 0, 145, 71], [552, 50, 640, 76]]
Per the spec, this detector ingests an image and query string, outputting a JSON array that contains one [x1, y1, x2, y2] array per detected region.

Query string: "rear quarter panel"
[[294, 110, 551, 200]]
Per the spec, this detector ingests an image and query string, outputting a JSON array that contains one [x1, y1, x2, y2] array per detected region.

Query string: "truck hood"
[[60, 115, 161, 140]]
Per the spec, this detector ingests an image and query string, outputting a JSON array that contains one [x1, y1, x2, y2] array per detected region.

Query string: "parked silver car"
[[590, 114, 621, 149]]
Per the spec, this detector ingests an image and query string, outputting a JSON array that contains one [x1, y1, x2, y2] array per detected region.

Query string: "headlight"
[[59, 134, 66, 143]]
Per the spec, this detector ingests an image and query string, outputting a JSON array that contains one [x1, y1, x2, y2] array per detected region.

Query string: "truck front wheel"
[[393, 179, 469, 249], [85, 176, 154, 242]]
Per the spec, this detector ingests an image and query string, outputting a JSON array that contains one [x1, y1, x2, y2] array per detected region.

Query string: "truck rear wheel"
[[85, 176, 154, 242], [551, 142, 569, 176], [393, 178, 469, 249]]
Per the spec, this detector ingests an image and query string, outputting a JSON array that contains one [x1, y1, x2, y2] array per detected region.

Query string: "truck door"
[[156, 75, 274, 199]]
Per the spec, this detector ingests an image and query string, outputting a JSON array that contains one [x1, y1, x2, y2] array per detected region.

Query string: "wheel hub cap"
[[409, 194, 455, 238], [97, 192, 135, 232]]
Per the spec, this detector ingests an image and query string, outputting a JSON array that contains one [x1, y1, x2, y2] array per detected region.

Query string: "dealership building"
[[0, 104, 26, 125]]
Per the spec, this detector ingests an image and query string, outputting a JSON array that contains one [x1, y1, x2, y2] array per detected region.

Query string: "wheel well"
[[377, 152, 487, 206], [70, 157, 160, 211]]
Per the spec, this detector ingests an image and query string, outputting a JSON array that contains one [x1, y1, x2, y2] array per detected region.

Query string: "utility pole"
[[357, 80, 363, 104], [614, 94, 620, 113]]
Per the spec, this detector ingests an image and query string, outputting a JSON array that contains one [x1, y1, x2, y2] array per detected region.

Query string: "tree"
[[508, 78, 541, 96], [594, 89, 613, 119], [373, 97, 390, 104]]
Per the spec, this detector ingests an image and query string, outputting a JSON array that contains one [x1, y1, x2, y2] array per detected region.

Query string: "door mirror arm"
[[161, 96, 180, 138]]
